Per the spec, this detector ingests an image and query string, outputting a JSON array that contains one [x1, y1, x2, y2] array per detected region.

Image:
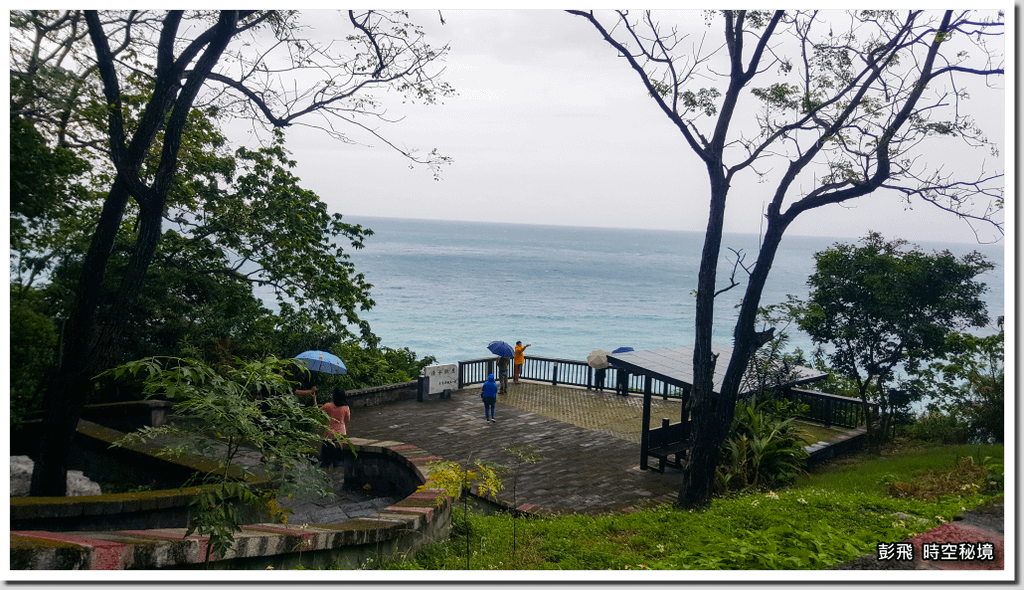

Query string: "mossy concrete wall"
[[11, 391, 451, 571], [10, 435, 453, 570], [14, 383, 419, 494], [345, 381, 418, 408]]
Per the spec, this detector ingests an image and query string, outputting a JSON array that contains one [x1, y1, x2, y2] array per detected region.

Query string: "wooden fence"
[[781, 387, 875, 429]]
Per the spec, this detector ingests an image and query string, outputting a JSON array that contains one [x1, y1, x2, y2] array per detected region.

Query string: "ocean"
[[341, 216, 1006, 367]]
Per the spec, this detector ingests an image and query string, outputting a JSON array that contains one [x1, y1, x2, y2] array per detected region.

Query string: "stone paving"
[[281, 467, 401, 526], [346, 382, 690, 515]]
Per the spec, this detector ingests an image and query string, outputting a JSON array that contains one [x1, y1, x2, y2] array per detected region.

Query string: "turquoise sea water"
[[342, 216, 1006, 367]]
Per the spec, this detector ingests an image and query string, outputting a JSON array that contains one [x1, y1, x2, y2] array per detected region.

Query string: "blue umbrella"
[[294, 350, 347, 375], [487, 340, 515, 358], [609, 347, 634, 369]]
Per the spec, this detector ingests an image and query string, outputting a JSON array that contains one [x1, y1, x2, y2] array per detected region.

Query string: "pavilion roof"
[[606, 344, 827, 395]]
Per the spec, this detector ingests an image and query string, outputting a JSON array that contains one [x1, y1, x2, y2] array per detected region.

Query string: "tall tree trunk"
[[30, 178, 131, 496], [678, 193, 794, 508], [29, 11, 239, 497], [858, 382, 879, 453], [677, 174, 729, 508]]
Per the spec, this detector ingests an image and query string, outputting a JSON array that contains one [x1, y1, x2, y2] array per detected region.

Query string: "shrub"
[[903, 411, 969, 444], [103, 355, 332, 562], [417, 457, 507, 570], [9, 287, 58, 426], [717, 396, 810, 492], [881, 454, 1002, 501]]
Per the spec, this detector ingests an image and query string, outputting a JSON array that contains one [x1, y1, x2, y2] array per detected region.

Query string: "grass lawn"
[[365, 443, 1003, 571]]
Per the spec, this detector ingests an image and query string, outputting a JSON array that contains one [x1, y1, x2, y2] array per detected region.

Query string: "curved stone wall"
[[10, 432, 453, 570]]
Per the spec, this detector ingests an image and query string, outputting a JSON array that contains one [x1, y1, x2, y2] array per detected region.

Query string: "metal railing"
[[459, 356, 599, 389], [458, 356, 869, 429], [458, 356, 688, 399]]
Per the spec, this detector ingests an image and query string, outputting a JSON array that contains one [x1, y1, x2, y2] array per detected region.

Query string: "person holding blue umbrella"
[[294, 350, 347, 375], [497, 357, 510, 394], [293, 350, 347, 406], [487, 341, 514, 394], [319, 390, 351, 469], [611, 347, 634, 396]]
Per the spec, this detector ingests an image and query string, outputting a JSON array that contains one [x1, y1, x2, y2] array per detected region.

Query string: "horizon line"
[[340, 213, 1007, 249]]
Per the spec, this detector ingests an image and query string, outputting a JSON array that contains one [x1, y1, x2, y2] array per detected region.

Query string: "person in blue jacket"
[[481, 373, 498, 422]]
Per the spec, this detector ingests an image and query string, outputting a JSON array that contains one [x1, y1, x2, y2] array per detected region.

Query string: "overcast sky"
[[270, 9, 1009, 245]]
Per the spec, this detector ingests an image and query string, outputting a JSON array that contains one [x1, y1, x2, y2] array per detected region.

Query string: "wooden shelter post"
[[639, 374, 653, 470]]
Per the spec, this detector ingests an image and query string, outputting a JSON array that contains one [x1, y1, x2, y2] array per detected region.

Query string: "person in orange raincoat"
[[513, 341, 531, 384]]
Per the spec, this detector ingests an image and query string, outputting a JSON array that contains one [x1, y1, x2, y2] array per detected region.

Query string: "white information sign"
[[421, 364, 458, 395]]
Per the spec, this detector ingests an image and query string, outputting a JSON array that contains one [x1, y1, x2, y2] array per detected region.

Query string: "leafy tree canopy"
[[10, 13, 441, 423], [799, 231, 992, 375], [794, 231, 993, 446], [910, 318, 1004, 442], [22, 105, 378, 357], [12, 9, 454, 497], [10, 286, 59, 427]]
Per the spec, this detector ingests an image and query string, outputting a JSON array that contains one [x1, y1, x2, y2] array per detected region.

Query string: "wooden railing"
[[781, 387, 875, 429]]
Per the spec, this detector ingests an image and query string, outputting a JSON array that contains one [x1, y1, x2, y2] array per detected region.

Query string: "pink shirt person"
[[317, 389, 351, 468], [321, 401, 351, 438]]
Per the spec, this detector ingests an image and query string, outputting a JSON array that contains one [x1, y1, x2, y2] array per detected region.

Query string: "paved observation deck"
[[352, 382, 692, 515]]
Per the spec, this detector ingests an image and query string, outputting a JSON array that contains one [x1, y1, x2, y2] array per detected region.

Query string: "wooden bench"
[[646, 418, 691, 473]]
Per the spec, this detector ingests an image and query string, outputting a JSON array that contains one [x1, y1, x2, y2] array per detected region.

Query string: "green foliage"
[[910, 319, 1004, 443], [903, 411, 970, 445], [371, 444, 1001, 570], [418, 459, 507, 505], [503, 444, 541, 558], [9, 285, 59, 426], [794, 232, 994, 448], [9, 117, 89, 242], [103, 356, 331, 561], [21, 110, 401, 379], [43, 231, 284, 372], [327, 340, 436, 391], [880, 454, 1001, 501], [717, 396, 810, 492], [14, 9, 457, 499], [980, 454, 1003, 490], [417, 457, 508, 569], [9, 116, 93, 288], [796, 443, 1003, 495], [12, 69, 383, 371], [197, 132, 377, 341], [680, 87, 721, 116], [751, 82, 802, 111], [804, 357, 864, 400], [740, 300, 812, 397]]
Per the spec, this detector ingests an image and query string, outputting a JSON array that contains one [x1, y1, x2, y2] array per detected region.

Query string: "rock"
[[66, 470, 103, 496], [890, 511, 931, 524], [10, 456, 34, 497], [10, 456, 103, 497]]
